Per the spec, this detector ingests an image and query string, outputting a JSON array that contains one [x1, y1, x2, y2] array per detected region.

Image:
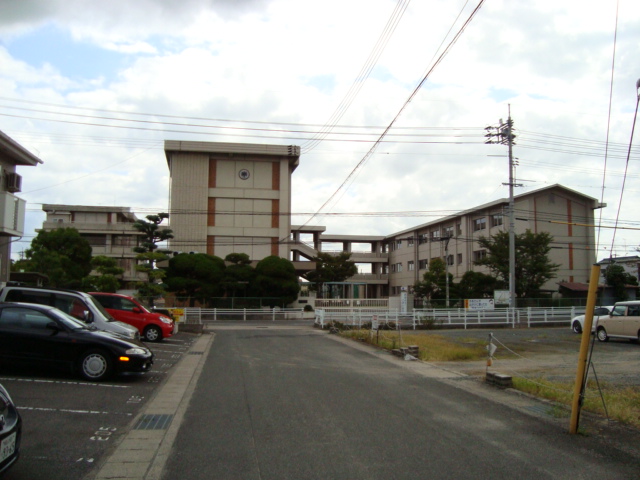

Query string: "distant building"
[[40, 205, 146, 288], [597, 255, 640, 282], [0, 130, 42, 283]]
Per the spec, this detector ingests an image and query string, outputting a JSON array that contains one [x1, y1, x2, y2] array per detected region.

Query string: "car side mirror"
[[132, 307, 142, 314], [46, 321, 61, 332], [83, 310, 93, 323]]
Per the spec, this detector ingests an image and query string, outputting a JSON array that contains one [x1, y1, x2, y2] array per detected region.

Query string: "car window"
[[121, 298, 138, 311], [611, 305, 627, 316], [55, 295, 92, 322], [628, 306, 640, 317], [0, 307, 52, 330], [594, 307, 610, 316], [93, 295, 116, 309], [4, 289, 53, 306], [86, 296, 116, 322]]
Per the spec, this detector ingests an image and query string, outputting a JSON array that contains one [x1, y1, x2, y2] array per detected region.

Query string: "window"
[[396, 263, 403, 272], [408, 261, 415, 271], [456, 223, 462, 236], [419, 233, 428, 245], [473, 218, 486, 232], [491, 214, 503, 227], [473, 250, 487, 261], [457, 253, 463, 265], [446, 255, 454, 266], [419, 259, 428, 270], [396, 240, 402, 249], [408, 237, 414, 247], [430, 230, 440, 240], [443, 226, 453, 238]]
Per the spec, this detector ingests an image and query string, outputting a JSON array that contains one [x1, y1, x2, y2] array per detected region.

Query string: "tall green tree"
[[475, 229, 560, 298], [132, 213, 174, 305], [412, 258, 455, 303], [457, 271, 501, 299], [82, 255, 124, 292], [164, 253, 226, 307], [222, 253, 255, 297], [603, 263, 638, 301], [304, 252, 357, 298], [19, 228, 92, 288], [253, 256, 300, 306]]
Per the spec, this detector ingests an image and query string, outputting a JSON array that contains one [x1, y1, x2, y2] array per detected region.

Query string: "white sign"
[[494, 290, 510, 305], [465, 299, 495, 310], [371, 315, 379, 330]]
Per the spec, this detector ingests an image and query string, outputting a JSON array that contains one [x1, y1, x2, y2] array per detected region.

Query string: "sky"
[[0, 0, 639, 263]]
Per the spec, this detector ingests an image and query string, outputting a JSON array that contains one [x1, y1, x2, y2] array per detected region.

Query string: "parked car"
[[0, 383, 21, 476], [0, 303, 153, 381], [0, 286, 139, 341], [596, 301, 640, 343], [89, 293, 175, 342], [570, 306, 613, 334]]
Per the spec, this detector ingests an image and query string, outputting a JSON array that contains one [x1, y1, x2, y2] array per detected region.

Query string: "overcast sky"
[[0, 0, 639, 263]]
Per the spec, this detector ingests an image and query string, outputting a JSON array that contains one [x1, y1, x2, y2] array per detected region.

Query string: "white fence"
[[182, 307, 305, 323], [314, 306, 582, 329]]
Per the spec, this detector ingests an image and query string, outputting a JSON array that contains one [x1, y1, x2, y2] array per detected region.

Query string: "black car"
[[0, 303, 154, 381], [0, 383, 21, 476]]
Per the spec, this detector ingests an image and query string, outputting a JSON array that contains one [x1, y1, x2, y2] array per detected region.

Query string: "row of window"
[[390, 214, 504, 249], [388, 250, 487, 273]]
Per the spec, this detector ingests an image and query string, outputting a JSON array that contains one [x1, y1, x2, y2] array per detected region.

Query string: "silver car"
[[570, 306, 613, 334]]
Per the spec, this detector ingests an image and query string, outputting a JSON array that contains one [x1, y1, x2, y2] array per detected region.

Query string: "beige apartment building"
[[385, 184, 600, 296], [165, 140, 302, 264], [0, 130, 41, 283], [40, 205, 146, 288]]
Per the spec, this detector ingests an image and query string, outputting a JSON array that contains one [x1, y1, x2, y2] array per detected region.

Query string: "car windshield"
[[87, 295, 118, 321], [49, 308, 92, 329]]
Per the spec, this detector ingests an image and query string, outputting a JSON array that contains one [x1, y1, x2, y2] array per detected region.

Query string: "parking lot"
[[1, 331, 199, 480]]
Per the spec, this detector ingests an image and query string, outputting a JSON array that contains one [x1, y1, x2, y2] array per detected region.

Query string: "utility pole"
[[485, 107, 518, 310]]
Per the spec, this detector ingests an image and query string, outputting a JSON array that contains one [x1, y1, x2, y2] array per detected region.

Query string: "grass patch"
[[340, 330, 487, 362], [513, 377, 640, 429]]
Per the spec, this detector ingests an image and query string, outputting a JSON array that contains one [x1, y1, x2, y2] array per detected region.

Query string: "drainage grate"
[[133, 414, 173, 430], [188, 351, 204, 355]]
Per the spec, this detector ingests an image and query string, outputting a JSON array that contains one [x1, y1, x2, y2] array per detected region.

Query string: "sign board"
[[371, 315, 379, 330], [464, 299, 495, 310], [494, 290, 510, 305], [400, 292, 408, 314]]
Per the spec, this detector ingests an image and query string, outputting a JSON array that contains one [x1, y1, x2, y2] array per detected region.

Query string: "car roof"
[[2, 285, 91, 297], [0, 301, 58, 311], [89, 292, 132, 298]]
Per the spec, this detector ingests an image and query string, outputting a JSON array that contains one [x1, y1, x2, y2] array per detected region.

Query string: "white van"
[[596, 300, 640, 343], [0, 286, 140, 341]]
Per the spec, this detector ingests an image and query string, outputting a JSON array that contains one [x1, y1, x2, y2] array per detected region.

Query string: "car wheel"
[[596, 327, 609, 343], [144, 325, 162, 342], [572, 321, 582, 334], [79, 349, 113, 381]]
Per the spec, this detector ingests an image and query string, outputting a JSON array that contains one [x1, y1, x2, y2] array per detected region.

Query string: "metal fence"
[[314, 306, 583, 330], [182, 307, 305, 323]]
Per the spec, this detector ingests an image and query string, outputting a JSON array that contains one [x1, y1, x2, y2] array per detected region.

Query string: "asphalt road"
[[160, 326, 640, 480]]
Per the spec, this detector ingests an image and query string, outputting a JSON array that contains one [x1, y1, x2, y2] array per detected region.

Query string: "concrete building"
[[40, 205, 146, 288], [165, 141, 599, 300], [0, 130, 42, 283], [164, 140, 309, 271]]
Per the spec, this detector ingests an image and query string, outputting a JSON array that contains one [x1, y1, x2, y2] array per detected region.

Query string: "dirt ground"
[[415, 326, 640, 386]]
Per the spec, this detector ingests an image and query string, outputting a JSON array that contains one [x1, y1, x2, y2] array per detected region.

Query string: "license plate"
[[0, 432, 16, 463]]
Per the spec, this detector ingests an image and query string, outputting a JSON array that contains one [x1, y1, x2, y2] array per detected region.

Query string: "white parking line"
[[18, 406, 133, 416], [0, 377, 130, 388]]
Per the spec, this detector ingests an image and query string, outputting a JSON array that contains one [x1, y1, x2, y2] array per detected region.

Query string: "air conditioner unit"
[[6, 173, 22, 193]]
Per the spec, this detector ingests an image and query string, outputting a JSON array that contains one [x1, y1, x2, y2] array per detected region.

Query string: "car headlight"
[[126, 347, 149, 355], [159, 316, 173, 324]]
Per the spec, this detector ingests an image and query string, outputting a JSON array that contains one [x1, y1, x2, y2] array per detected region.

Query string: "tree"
[[412, 258, 455, 304], [164, 253, 226, 307], [20, 228, 92, 288], [133, 213, 174, 254], [604, 263, 638, 301], [132, 213, 174, 305], [475, 230, 560, 298], [304, 252, 357, 298], [222, 253, 255, 298], [253, 256, 300, 307], [457, 271, 501, 299], [82, 255, 124, 292]]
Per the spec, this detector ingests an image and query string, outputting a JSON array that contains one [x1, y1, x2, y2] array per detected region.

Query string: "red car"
[[89, 293, 175, 342]]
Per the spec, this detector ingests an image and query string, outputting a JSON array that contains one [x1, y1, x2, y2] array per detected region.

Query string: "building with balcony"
[[0, 130, 42, 283], [40, 205, 146, 287]]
